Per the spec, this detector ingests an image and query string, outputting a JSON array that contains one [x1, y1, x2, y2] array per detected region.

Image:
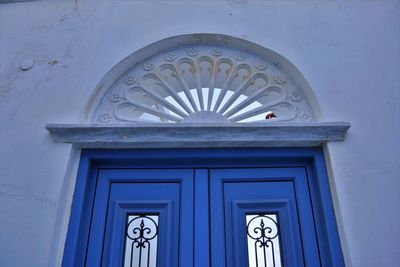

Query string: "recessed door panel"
[[210, 168, 320, 267], [85, 169, 194, 267]]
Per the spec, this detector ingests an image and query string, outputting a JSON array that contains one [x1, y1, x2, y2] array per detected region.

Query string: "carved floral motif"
[[254, 62, 267, 71], [143, 62, 154, 71], [124, 76, 138, 85], [187, 47, 199, 57], [273, 75, 286, 84], [164, 52, 176, 62], [109, 93, 124, 103], [211, 48, 223, 57], [289, 90, 303, 102], [234, 54, 246, 61]]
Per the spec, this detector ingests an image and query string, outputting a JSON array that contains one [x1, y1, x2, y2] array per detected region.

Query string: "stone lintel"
[[46, 122, 350, 148]]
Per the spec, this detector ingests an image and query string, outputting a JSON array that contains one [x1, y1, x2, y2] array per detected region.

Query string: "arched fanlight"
[[91, 43, 314, 124]]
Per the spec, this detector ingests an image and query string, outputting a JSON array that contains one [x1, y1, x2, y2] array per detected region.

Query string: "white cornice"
[[46, 122, 350, 148]]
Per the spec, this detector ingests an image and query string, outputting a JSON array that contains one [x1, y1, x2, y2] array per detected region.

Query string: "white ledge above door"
[[45, 122, 350, 148]]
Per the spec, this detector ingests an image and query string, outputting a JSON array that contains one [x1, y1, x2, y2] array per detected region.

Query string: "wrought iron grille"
[[246, 214, 282, 267], [123, 215, 159, 267]]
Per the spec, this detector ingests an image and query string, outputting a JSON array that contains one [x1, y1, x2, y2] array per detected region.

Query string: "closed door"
[[85, 169, 194, 267], [210, 168, 320, 267], [83, 167, 320, 267]]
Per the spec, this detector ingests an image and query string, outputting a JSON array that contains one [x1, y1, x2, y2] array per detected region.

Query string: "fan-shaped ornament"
[[92, 45, 314, 124]]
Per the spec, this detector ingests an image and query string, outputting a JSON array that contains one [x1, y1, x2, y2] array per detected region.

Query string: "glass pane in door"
[[246, 214, 282, 267], [123, 215, 159, 267]]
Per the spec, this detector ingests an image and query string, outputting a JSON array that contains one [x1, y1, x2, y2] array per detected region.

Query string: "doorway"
[[62, 148, 344, 267]]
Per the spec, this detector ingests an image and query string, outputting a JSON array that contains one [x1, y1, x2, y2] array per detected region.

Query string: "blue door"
[[210, 168, 320, 267], [85, 169, 194, 267], [63, 149, 344, 267]]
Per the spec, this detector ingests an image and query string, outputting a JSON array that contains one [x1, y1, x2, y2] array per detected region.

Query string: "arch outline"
[[85, 34, 321, 124]]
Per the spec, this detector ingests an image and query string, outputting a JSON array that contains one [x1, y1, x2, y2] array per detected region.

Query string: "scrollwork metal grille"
[[123, 215, 159, 267], [246, 214, 282, 267]]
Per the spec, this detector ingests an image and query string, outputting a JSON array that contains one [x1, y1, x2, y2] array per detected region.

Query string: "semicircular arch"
[[86, 34, 320, 124]]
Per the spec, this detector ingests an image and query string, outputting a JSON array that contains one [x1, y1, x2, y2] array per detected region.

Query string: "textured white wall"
[[0, 1, 399, 266]]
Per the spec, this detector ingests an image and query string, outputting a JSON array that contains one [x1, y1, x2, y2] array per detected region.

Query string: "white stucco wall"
[[0, 1, 399, 266]]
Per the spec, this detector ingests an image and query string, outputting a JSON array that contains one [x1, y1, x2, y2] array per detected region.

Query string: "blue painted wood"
[[62, 148, 344, 267], [311, 152, 346, 267], [85, 169, 194, 267], [194, 169, 210, 267], [61, 151, 99, 267], [104, 201, 172, 266], [232, 200, 301, 267], [99, 181, 179, 266], [210, 168, 320, 267]]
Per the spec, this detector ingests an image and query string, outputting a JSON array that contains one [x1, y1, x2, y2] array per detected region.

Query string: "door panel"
[[210, 168, 320, 267], [82, 167, 322, 266], [85, 169, 194, 267]]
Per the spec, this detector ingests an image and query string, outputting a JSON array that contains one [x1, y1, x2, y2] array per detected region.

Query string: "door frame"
[[62, 147, 344, 266]]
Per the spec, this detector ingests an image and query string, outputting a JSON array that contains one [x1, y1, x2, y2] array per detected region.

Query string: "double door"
[[84, 167, 320, 267]]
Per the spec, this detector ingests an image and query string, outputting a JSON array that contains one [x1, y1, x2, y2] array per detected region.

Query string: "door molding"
[[62, 148, 344, 266]]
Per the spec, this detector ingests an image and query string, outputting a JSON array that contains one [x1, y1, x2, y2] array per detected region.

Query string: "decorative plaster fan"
[[93, 45, 313, 124]]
